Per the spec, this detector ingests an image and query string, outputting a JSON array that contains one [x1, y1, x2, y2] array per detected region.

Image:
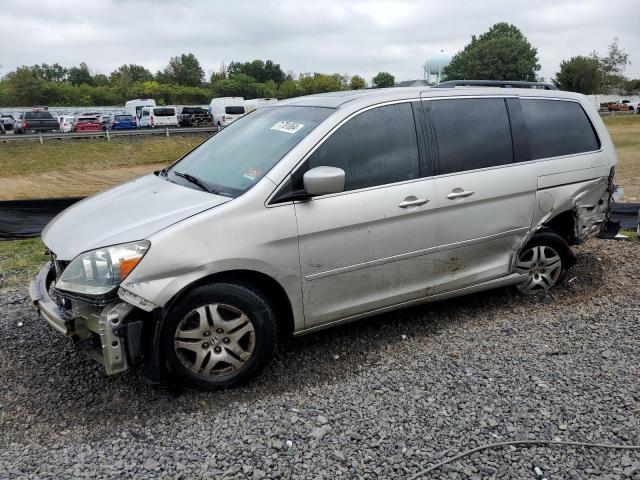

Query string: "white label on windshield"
[[270, 121, 304, 134]]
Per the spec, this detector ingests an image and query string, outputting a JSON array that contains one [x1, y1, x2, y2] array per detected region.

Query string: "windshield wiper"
[[173, 171, 214, 193]]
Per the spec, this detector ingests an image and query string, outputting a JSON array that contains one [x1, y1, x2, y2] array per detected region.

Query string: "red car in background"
[[74, 116, 102, 132]]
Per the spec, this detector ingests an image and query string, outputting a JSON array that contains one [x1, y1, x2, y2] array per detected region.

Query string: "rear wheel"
[[515, 232, 574, 294], [161, 282, 278, 390]]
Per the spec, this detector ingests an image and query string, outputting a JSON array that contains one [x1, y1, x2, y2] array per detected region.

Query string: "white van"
[[245, 98, 278, 113], [149, 106, 179, 128], [209, 97, 246, 127], [124, 99, 156, 127]]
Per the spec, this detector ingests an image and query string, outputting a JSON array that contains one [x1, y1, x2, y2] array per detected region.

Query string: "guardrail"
[[0, 126, 220, 143]]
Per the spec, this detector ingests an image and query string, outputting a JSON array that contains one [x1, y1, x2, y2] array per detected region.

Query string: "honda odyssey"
[[30, 82, 620, 390]]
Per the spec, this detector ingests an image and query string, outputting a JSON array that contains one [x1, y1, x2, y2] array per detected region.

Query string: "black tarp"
[[0, 197, 638, 240], [0, 197, 83, 239]]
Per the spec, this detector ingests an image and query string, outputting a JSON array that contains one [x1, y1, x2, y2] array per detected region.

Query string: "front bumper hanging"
[[28, 262, 137, 375]]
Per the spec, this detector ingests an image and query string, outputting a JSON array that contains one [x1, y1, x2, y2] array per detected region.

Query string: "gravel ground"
[[0, 238, 639, 479]]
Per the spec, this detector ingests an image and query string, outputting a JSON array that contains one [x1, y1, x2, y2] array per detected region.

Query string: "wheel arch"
[[541, 209, 577, 245], [164, 269, 295, 338]]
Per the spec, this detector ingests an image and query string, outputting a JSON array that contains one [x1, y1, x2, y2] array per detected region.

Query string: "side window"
[[429, 98, 513, 175], [306, 103, 420, 191], [520, 99, 600, 160]]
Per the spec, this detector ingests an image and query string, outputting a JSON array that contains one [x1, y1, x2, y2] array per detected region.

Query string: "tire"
[[161, 282, 278, 390], [515, 231, 575, 294]]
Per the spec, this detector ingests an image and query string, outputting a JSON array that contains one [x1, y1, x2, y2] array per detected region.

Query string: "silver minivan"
[[30, 82, 620, 390]]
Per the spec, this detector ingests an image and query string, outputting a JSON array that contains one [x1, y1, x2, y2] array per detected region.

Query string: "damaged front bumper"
[[28, 262, 144, 375]]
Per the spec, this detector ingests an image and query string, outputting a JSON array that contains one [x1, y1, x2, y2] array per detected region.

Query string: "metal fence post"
[[39, 132, 43, 145], [105, 129, 110, 141], [166, 127, 169, 138]]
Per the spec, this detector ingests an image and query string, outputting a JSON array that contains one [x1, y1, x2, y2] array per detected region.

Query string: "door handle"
[[446, 189, 475, 200], [398, 197, 429, 208]]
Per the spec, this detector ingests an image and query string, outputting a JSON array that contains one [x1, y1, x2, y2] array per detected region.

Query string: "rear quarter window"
[[520, 99, 600, 160]]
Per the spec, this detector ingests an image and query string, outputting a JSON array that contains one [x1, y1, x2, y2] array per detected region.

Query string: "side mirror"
[[303, 166, 345, 196]]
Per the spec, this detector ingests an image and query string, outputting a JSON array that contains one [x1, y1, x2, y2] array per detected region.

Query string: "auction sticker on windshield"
[[270, 121, 304, 134]]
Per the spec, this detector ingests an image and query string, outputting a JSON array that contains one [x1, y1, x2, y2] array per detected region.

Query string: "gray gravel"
[[1, 239, 639, 479]]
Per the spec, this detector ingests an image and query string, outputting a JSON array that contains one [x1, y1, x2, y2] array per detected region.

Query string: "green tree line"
[[0, 54, 378, 107]]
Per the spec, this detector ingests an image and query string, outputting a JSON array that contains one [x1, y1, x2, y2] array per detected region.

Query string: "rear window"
[[428, 98, 514, 175], [153, 108, 175, 117], [25, 111, 54, 119], [520, 99, 600, 160], [182, 107, 207, 115], [115, 115, 133, 121], [225, 106, 245, 115], [77, 117, 98, 123]]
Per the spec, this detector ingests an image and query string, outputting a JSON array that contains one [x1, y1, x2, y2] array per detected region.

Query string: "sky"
[[1, 0, 639, 84]]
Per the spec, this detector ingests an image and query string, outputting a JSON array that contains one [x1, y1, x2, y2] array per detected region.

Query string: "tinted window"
[[225, 106, 245, 115], [115, 115, 133, 121], [153, 108, 175, 116], [429, 98, 513, 175], [521, 99, 600, 160], [25, 111, 54, 119], [306, 103, 420, 191]]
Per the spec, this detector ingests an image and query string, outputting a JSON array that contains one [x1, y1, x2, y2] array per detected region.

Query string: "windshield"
[[153, 108, 175, 116], [167, 106, 333, 197], [225, 106, 245, 115]]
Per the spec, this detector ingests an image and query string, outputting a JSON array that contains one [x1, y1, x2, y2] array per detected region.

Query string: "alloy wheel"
[[174, 303, 256, 377], [516, 245, 563, 293]]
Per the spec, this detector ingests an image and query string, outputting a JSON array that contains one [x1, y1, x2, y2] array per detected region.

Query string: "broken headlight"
[[56, 241, 150, 296]]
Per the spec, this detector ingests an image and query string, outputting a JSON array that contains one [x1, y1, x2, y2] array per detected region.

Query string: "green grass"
[[0, 238, 48, 292], [0, 134, 207, 177]]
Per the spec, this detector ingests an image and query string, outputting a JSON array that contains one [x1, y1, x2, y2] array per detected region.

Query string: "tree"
[[598, 37, 630, 92], [110, 64, 153, 84], [443, 23, 540, 81], [553, 38, 630, 94], [349, 75, 366, 89], [34, 63, 67, 82], [553, 55, 600, 94], [161, 53, 204, 86], [67, 62, 93, 86], [227, 59, 285, 84], [372, 72, 395, 88]]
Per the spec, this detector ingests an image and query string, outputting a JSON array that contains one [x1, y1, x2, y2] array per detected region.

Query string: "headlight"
[[56, 241, 150, 296]]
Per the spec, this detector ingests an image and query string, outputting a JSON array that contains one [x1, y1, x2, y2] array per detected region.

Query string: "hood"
[[43, 174, 231, 260]]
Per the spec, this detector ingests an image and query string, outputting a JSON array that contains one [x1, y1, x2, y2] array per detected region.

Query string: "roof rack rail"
[[434, 80, 557, 90]]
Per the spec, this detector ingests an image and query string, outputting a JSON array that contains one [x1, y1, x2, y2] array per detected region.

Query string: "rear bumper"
[[29, 262, 137, 375]]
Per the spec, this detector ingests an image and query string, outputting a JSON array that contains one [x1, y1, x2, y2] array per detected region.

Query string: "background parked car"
[[209, 97, 246, 127], [177, 106, 211, 127], [0, 114, 14, 133], [58, 115, 76, 133], [149, 106, 179, 128], [74, 116, 102, 132], [20, 110, 60, 133], [107, 113, 136, 130], [124, 98, 156, 127]]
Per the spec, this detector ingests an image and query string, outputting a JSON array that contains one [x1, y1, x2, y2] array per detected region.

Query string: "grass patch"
[[0, 134, 207, 177], [0, 238, 47, 292], [620, 230, 639, 243], [602, 114, 640, 202]]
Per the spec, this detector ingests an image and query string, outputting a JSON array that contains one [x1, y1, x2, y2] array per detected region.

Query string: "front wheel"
[[515, 232, 574, 294], [161, 282, 278, 390]]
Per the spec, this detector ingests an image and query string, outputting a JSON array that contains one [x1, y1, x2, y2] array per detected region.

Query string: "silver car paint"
[[43, 86, 617, 339], [43, 174, 230, 260]]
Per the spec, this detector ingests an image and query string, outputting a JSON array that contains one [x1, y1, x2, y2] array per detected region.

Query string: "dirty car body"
[[30, 85, 620, 389]]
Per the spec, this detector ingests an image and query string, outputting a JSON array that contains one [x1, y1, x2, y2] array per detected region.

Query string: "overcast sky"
[[1, 0, 638, 84]]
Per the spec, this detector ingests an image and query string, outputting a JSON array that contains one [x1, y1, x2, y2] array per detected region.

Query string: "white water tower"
[[423, 51, 451, 84]]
